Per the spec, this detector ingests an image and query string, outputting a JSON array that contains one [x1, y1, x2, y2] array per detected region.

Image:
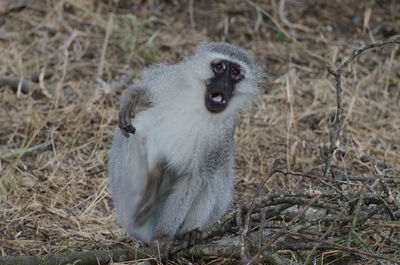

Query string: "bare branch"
[[324, 37, 400, 178], [241, 159, 281, 264], [286, 231, 400, 264], [0, 77, 37, 94], [1, 141, 53, 160]]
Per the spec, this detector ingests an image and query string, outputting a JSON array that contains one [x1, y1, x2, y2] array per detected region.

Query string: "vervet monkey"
[[108, 42, 262, 258]]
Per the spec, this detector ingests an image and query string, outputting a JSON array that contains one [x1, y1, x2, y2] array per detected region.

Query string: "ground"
[[0, 0, 399, 264]]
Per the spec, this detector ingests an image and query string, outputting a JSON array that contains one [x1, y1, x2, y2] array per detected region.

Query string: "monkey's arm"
[[118, 85, 145, 138]]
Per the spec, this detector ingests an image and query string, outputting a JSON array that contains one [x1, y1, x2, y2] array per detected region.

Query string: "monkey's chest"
[[133, 107, 217, 171]]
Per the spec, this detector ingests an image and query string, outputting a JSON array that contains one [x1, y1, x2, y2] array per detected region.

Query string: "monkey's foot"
[[176, 228, 201, 249], [150, 234, 170, 262]]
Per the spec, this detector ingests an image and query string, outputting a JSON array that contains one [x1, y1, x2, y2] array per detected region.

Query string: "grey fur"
[[108, 42, 262, 246]]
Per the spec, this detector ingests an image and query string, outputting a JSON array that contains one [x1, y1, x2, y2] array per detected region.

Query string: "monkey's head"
[[190, 42, 263, 115]]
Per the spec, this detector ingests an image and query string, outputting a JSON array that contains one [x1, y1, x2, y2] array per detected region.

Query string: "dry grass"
[[0, 0, 399, 263]]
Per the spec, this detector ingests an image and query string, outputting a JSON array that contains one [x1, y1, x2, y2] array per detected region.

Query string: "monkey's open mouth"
[[210, 93, 226, 104], [205, 91, 229, 113]]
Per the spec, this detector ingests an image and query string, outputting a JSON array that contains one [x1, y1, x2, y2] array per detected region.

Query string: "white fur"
[[108, 42, 261, 243]]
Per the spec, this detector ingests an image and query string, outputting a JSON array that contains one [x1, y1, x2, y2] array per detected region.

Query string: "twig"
[[0, 248, 152, 265], [0, 238, 297, 265], [278, 0, 313, 33], [241, 160, 281, 264], [372, 160, 400, 210], [279, 169, 400, 184], [97, 13, 114, 78], [342, 174, 400, 184], [303, 216, 339, 264], [29, 71, 53, 83], [286, 231, 400, 264], [247, 195, 321, 265], [348, 192, 364, 245], [0, 71, 54, 98], [372, 227, 400, 248], [55, 31, 79, 107], [199, 210, 236, 240], [0, 77, 36, 94], [110, 71, 135, 93], [245, 160, 282, 220], [96, 70, 135, 95], [247, 0, 293, 42], [237, 206, 248, 264], [351, 231, 385, 265], [324, 37, 400, 178], [1, 141, 53, 160], [188, 0, 195, 28], [0, 0, 30, 15], [258, 208, 266, 249], [246, 231, 286, 265], [178, 240, 295, 265]]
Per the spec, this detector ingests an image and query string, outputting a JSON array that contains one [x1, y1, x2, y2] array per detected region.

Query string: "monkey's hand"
[[118, 90, 138, 138], [150, 233, 171, 262]]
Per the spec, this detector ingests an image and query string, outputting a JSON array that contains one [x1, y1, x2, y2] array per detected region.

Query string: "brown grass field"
[[0, 0, 399, 264]]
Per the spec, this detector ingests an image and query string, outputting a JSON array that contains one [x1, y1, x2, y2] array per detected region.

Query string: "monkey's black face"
[[205, 60, 245, 113]]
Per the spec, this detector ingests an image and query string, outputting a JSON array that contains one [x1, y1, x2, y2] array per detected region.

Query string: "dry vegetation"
[[0, 0, 399, 264]]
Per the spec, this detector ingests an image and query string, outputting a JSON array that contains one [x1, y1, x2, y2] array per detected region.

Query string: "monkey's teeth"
[[211, 94, 225, 103]]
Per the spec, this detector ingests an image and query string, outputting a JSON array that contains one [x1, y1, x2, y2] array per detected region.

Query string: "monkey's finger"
[[119, 124, 136, 138], [118, 114, 136, 137], [119, 108, 136, 137], [124, 124, 136, 134], [190, 229, 201, 246], [118, 108, 130, 127], [181, 233, 190, 249], [119, 127, 130, 138]]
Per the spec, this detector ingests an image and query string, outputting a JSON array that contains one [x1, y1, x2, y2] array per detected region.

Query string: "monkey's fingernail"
[[121, 129, 130, 138], [128, 126, 136, 134], [181, 240, 188, 249]]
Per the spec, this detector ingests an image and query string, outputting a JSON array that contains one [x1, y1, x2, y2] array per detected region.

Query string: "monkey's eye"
[[231, 68, 244, 81], [213, 62, 226, 73]]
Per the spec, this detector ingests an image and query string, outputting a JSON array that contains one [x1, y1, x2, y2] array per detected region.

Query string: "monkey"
[[108, 42, 263, 259]]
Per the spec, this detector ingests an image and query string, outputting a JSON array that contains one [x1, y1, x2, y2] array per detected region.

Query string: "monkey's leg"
[[150, 175, 203, 260], [178, 165, 234, 243]]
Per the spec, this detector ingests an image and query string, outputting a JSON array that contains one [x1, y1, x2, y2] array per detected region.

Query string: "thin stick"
[[303, 216, 339, 264], [97, 13, 114, 78], [1, 141, 53, 160], [0, 77, 36, 94], [0, 248, 152, 265], [286, 231, 400, 264], [188, 0, 195, 29], [96, 70, 134, 95], [247, 194, 321, 265], [240, 160, 281, 263]]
